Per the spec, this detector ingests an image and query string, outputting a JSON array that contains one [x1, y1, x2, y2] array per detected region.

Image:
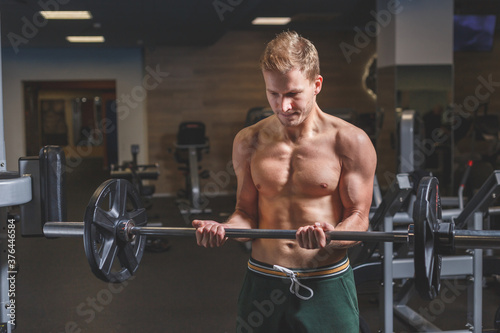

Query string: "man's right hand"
[[192, 220, 227, 248]]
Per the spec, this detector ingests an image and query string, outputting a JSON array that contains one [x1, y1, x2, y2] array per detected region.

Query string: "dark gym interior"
[[2, 1, 500, 332]]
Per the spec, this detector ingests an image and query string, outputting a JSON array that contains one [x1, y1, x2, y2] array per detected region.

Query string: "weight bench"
[[173, 121, 211, 215]]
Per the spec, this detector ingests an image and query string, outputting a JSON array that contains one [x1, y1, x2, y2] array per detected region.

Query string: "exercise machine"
[[110, 144, 159, 205], [354, 171, 500, 332], [244, 107, 273, 127], [397, 109, 426, 173], [0, 145, 67, 332], [173, 121, 211, 215], [110, 144, 168, 252]]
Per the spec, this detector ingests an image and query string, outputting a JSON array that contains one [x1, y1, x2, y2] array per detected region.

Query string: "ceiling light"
[[40, 11, 92, 20], [66, 36, 105, 43], [252, 17, 291, 25]]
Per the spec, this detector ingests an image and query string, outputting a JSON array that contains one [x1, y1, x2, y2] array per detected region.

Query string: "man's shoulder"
[[322, 115, 373, 154], [235, 122, 258, 142], [237, 116, 276, 139], [322, 113, 368, 141], [233, 118, 266, 151]]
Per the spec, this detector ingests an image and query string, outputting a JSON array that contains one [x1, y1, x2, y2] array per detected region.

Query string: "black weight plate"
[[83, 179, 147, 283], [413, 176, 442, 300]]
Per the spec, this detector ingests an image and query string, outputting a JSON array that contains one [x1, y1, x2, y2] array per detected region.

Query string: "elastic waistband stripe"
[[248, 258, 350, 280]]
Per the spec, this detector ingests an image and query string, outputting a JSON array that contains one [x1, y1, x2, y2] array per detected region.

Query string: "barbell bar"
[[44, 222, 410, 243], [42, 177, 500, 300], [44, 222, 500, 248]]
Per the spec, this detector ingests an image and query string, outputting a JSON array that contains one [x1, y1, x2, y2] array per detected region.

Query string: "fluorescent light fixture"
[[252, 17, 291, 25], [40, 11, 92, 20], [66, 36, 105, 43]]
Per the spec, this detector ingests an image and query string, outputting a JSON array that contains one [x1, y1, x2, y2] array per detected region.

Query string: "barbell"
[[43, 177, 500, 300]]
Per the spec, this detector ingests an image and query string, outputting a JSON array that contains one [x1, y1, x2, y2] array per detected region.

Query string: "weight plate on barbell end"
[[413, 176, 442, 301], [83, 179, 147, 283]]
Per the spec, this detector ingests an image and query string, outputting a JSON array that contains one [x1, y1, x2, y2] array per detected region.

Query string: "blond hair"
[[260, 31, 320, 82]]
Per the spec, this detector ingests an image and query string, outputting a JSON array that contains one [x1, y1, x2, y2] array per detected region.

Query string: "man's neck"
[[282, 105, 322, 143]]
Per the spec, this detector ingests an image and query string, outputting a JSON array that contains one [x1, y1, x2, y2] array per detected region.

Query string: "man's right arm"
[[193, 128, 259, 247]]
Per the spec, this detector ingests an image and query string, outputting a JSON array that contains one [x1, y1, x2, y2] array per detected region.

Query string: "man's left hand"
[[296, 222, 335, 249]]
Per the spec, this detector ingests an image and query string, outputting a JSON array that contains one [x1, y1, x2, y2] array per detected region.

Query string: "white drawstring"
[[273, 265, 314, 300]]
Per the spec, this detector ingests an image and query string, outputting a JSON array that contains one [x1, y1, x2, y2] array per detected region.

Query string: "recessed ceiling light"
[[40, 11, 92, 20], [252, 17, 291, 25], [66, 36, 105, 43]]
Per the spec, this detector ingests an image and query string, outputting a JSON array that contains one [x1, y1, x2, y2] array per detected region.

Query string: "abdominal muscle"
[[250, 195, 346, 269]]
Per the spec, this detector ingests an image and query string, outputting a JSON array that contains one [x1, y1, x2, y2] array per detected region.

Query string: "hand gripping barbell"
[[43, 177, 500, 300]]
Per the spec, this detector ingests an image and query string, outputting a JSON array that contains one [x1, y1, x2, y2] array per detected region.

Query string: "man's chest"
[[250, 141, 341, 196]]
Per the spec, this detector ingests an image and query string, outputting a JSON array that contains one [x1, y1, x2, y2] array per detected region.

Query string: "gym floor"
[[14, 158, 500, 332]]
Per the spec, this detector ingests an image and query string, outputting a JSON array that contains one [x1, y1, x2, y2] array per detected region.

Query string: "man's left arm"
[[296, 128, 377, 249]]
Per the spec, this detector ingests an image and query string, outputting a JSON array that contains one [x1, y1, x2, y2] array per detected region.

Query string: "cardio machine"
[[173, 122, 211, 216]]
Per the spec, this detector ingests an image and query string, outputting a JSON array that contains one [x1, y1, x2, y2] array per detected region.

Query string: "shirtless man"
[[193, 31, 377, 332]]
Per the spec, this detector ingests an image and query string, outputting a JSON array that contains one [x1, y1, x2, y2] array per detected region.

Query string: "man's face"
[[263, 68, 322, 127]]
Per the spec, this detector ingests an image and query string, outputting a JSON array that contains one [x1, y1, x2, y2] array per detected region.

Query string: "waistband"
[[248, 256, 350, 280]]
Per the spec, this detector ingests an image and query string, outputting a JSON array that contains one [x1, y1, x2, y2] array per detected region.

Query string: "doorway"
[[23, 80, 117, 169]]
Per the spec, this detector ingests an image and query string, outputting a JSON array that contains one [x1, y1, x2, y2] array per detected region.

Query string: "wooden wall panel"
[[145, 30, 377, 195]]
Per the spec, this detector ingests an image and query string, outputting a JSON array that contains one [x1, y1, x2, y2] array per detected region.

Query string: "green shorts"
[[236, 256, 359, 333]]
